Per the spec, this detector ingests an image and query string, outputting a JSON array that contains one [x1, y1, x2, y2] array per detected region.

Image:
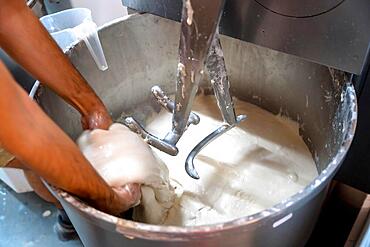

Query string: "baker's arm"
[[0, 0, 112, 130], [0, 61, 140, 215]]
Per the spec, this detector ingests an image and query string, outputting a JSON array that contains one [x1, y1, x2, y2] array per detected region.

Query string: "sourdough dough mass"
[[77, 123, 176, 224], [145, 95, 318, 226], [78, 95, 318, 226]]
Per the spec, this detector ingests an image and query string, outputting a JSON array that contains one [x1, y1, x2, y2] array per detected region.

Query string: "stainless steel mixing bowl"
[[34, 14, 357, 247]]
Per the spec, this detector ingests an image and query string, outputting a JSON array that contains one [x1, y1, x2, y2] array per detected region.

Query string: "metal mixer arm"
[[163, 0, 227, 145], [123, 0, 246, 179]]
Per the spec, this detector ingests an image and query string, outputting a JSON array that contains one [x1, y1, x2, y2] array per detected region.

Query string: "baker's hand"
[[78, 123, 163, 187], [77, 123, 165, 214], [81, 107, 113, 130], [108, 183, 142, 215]]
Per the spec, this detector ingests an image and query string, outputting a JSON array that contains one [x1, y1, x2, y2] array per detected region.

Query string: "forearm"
[[0, 0, 111, 128], [0, 62, 117, 212]]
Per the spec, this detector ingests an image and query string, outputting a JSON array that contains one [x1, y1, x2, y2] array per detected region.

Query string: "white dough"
[[77, 95, 318, 227], [145, 95, 318, 226], [77, 123, 176, 224]]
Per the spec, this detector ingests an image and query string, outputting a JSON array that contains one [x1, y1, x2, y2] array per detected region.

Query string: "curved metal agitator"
[[122, 0, 246, 179]]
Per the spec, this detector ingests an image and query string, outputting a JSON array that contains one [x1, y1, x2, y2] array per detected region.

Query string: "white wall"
[[69, 0, 128, 26], [45, 0, 128, 26]]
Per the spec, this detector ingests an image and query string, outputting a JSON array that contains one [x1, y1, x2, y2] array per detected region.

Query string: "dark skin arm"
[[0, 61, 139, 215], [0, 0, 110, 129], [0, 0, 140, 215]]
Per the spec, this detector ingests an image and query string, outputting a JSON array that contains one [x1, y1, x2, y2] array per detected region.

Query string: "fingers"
[[112, 183, 142, 212], [82, 110, 113, 130]]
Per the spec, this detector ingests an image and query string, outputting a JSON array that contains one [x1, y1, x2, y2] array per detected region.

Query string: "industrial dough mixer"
[[122, 0, 246, 179], [33, 0, 370, 245]]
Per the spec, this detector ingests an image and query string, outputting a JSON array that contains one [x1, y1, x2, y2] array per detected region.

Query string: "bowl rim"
[[33, 14, 358, 240], [40, 81, 357, 240]]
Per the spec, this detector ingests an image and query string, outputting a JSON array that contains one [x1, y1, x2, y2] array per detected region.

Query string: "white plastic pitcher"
[[40, 8, 108, 71]]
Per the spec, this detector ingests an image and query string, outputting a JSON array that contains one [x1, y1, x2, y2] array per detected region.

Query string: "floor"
[[0, 181, 82, 247]]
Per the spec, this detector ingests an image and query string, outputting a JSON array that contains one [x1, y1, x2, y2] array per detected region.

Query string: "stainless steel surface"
[[122, 0, 370, 74], [151, 86, 200, 126], [35, 14, 357, 247], [184, 34, 247, 179], [207, 34, 237, 125], [185, 114, 247, 179], [120, 86, 199, 156], [164, 0, 225, 146], [123, 0, 227, 156], [122, 116, 178, 155], [254, 0, 344, 17], [122, 0, 239, 163], [26, 0, 37, 8]]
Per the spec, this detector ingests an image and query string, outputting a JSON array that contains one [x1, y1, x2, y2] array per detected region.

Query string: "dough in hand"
[[77, 123, 176, 224]]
